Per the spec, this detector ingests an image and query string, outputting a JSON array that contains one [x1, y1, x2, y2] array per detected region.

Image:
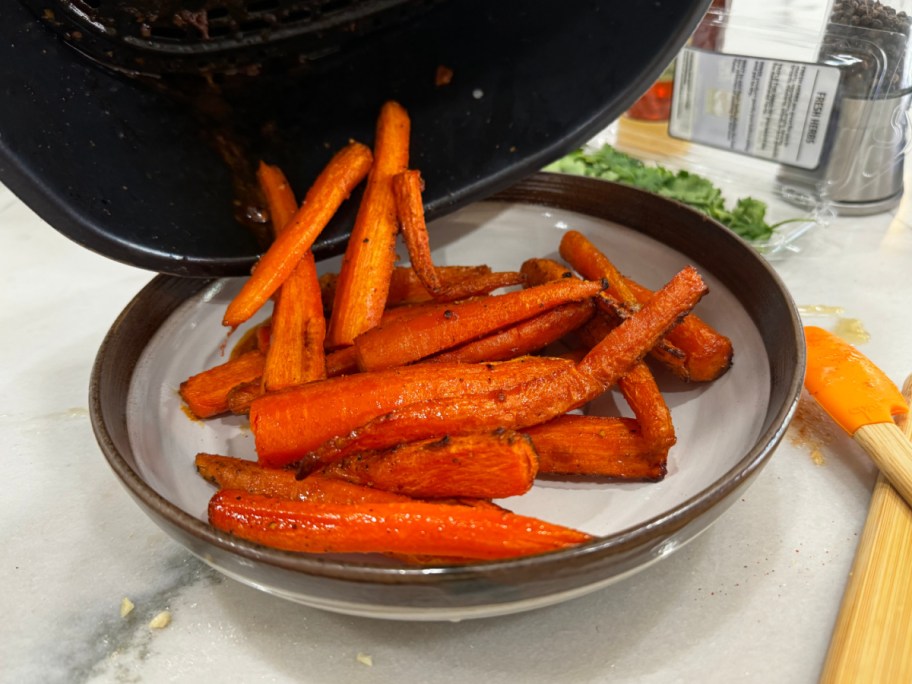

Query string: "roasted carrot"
[[353, 278, 604, 372], [195, 453, 415, 503], [524, 415, 666, 480], [229, 320, 271, 359], [223, 142, 373, 329], [226, 378, 264, 415], [256, 162, 327, 391], [430, 270, 527, 303], [519, 257, 576, 286], [320, 265, 493, 313], [208, 491, 593, 560], [616, 361, 676, 453], [253, 266, 707, 469], [393, 169, 442, 294], [326, 101, 411, 348], [251, 355, 574, 467], [319, 430, 539, 499], [560, 230, 732, 382], [180, 350, 266, 419], [428, 300, 595, 364]]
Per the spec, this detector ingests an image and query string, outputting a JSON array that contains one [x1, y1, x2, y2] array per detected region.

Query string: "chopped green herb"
[[545, 144, 791, 242]]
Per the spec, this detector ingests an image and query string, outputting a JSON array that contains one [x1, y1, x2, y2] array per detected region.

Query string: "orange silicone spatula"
[[803, 326, 911, 507], [819, 375, 912, 684]]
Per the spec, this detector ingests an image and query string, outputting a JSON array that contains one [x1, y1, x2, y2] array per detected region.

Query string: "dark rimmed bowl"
[[90, 173, 804, 620]]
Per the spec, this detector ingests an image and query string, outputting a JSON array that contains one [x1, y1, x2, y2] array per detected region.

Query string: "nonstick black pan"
[[0, 1, 712, 276]]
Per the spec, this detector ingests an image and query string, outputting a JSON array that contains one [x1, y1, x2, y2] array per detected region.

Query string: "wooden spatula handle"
[[820, 380, 912, 684], [853, 422, 912, 509]]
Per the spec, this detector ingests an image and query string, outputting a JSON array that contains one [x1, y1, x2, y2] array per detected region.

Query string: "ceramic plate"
[[91, 173, 804, 621]]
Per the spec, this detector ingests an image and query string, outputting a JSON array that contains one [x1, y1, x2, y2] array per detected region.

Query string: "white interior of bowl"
[[126, 201, 769, 539]]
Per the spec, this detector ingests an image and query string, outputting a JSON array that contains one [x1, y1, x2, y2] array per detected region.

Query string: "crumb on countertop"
[[120, 597, 134, 618], [149, 610, 172, 630], [356, 653, 373, 667]]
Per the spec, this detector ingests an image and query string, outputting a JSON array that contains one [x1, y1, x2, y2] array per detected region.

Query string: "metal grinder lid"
[[0, 0, 713, 276]]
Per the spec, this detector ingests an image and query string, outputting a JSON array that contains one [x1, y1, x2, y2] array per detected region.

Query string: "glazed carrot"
[[257, 162, 328, 391], [208, 491, 593, 560], [223, 142, 373, 329], [520, 257, 576, 286], [251, 355, 575, 467], [353, 278, 604, 372], [559, 230, 639, 307], [524, 415, 666, 480], [180, 350, 266, 419], [428, 300, 595, 364], [229, 320, 271, 359], [560, 230, 732, 382], [325, 345, 359, 377], [226, 379, 263, 415], [624, 278, 733, 382], [278, 266, 708, 469], [393, 169, 442, 294], [195, 453, 415, 503], [430, 270, 527, 303], [326, 101, 411, 348], [319, 430, 539, 499], [320, 265, 493, 313], [617, 362, 676, 453]]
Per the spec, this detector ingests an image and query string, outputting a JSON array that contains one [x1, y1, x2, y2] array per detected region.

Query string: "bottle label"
[[669, 47, 841, 169]]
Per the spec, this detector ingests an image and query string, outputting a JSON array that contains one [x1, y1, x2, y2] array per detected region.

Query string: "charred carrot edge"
[[195, 453, 414, 503], [256, 162, 327, 391], [326, 101, 411, 348], [208, 491, 593, 560], [296, 267, 708, 468], [617, 362, 676, 453], [428, 300, 595, 364], [320, 265, 493, 313], [524, 415, 666, 480], [319, 430, 539, 499], [223, 142, 373, 329], [393, 169, 442, 294], [430, 270, 527, 302], [353, 278, 603, 372], [226, 379, 263, 415], [560, 230, 732, 382], [519, 257, 577, 286], [179, 350, 266, 419]]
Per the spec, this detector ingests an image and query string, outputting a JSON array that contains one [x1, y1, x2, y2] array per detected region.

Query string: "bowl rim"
[[90, 173, 806, 585]]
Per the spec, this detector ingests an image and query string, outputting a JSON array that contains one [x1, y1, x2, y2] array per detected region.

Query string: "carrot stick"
[[320, 265, 493, 313], [208, 491, 593, 560], [353, 278, 604, 372], [524, 415, 666, 480], [290, 267, 708, 468], [195, 453, 415, 503], [251, 355, 575, 467], [617, 361, 676, 453], [428, 300, 595, 364], [326, 101, 411, 348], [430, 270, 527, 303], [319, 430, 539, 499], [223, 142, 373, 329], [180, 350, 266, 419], [560, 230, 732, 382], [256, 162, 328, 391], [520, 257, 576, 286], [226, 378, 264, 415], [393, 169, 442, 294]]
